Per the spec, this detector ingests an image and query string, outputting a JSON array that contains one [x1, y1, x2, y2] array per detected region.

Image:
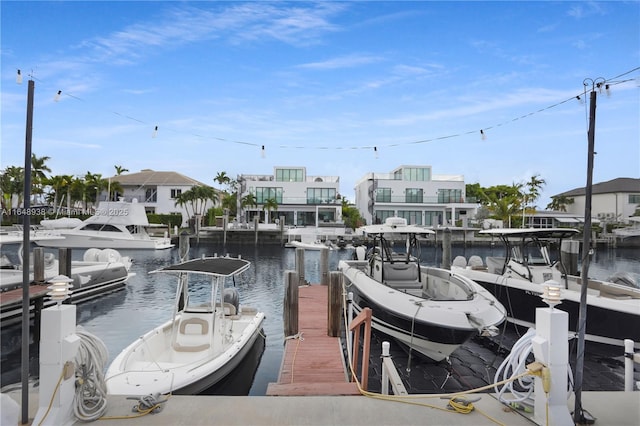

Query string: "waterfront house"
[[104, 169, 213, 226], [237, 167, 342, 227], [353, 165, 478, 226], [552, 177, 640, 224]]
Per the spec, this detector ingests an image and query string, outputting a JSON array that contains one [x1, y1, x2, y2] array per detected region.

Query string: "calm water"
[[1, 242, 638, 393]]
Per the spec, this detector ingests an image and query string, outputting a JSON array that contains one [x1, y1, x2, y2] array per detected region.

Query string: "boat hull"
[[340, 262, 505, 362], [35, 232, 173, 250], [106, 312, 265, 395], [453, 267, 640, 349]]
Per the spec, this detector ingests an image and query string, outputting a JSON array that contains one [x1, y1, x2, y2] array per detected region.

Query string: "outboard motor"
[[223, 288, 240, 314]]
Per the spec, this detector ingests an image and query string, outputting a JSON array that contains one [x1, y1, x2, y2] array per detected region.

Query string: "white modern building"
[[353, 165, 478, 226], [105, 169, 212, 226], [237, 167, 342, 227]]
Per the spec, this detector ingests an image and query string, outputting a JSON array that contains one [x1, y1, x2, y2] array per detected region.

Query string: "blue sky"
[[2, 1, 639, 207]]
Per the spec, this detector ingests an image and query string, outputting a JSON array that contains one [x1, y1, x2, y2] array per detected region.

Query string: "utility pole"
[[573, 77, 604, 425], [20, 77, 35, 425]]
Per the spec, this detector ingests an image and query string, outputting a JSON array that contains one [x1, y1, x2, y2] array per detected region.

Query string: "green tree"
[[546, 195, 574, 212], [341, 199, 364, 229], [521, 175, 546, 227], [262, 198, 278, 223], [44, 174, 73, 214], [114, 165, 129, 175], [30, 154, 51, 204], [0, 166, 24, 210]]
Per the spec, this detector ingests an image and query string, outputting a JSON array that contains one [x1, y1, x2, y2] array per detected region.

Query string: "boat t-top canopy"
[[359, 217, 435, 236], [152, 256, 250, 277], [479, 228, 580, 240]]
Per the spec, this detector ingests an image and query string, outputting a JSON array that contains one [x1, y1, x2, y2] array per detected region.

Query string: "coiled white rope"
[[493, 328, 537, 406], [73, 327, 109, 422]]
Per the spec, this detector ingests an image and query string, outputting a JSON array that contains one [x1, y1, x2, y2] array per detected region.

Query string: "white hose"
[[73, 327, 109, 421], [493, 328, 537, 405]]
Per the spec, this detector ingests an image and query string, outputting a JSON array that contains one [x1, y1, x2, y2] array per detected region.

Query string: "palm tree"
[[214, 171, 231, 189], [83, 172, 105, 209], [521, 174, 546, 227], [114, 165, 129, 175], [30, 154, 51, 204], [262, 198, 279, 223], [175, 185, 219, 228], [0, 166, 24, 210], [44, 174, 73, 214]]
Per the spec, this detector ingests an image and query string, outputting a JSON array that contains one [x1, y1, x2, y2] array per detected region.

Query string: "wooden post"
[[223, 214, 228, 246], [441, 227, 451, 270], [327, 271, 342, 337], [58, 248, 72, 278], [283, 270, 299, 337], [254, 216, 260, 246], [33, 247, 44, 284], [295, 248, 305, 285], [320, 247, 329, 286], [279, 215, 285, 246]]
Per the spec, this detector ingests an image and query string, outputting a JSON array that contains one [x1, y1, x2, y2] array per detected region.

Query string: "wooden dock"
[[266, 284, 360, 396]]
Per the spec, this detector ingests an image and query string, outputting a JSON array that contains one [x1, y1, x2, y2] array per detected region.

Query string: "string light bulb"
[[152, 125, 159, 138], [605, 84, 611, 97], [480, 129, 486, 140], [16, 69, 23, 84], [54, 90, 62, 102], [374, 146, 378, 159], [261, 145, 265, 158]]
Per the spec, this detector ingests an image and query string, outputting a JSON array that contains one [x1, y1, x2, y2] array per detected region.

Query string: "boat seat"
[[383, 262, 419, 282], [385, 280, 423, 290], [173, 316, 211, 353], [468, 255, 486, 270], [179, 317, 209, 335]]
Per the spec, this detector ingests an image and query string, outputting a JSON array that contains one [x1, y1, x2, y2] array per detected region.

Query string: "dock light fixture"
[[541, 280, 562, 309], [16, 69, 23, 84], [54, 90, 62, 102], [47, 275, 74, 305]]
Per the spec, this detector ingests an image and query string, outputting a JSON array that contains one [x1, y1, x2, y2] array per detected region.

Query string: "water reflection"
[[1, 242, 637, 394]]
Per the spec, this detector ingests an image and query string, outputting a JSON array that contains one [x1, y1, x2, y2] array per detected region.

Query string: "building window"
[[438, 189, 462, 203], [405, 188, 423, 203], [376, 188, 391, 202], [398, 210, 422, 225], [255, 187, 283, 204], [394, 167, 431, 182], [424, 211, 441, 226], [145, 187, 157, 202], [170, 189, 182, 199], [629, 194, 640, 204], [275, 168, 304, 182], [307, 188, 336, 204], [374, 210, 395, 224]]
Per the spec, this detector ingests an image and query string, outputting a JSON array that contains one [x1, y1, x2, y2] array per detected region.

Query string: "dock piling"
[[327, 271, 342, 337], [283, 270, 299, 337]]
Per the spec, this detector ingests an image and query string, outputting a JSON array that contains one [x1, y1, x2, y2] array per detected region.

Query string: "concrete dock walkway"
[[6, 390, 640, 425]]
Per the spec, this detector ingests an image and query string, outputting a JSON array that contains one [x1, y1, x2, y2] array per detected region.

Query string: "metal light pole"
[[20, 77, 35, 425], [573, 77, 604, 424]]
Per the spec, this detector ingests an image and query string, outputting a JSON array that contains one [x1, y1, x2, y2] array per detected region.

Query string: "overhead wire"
[[23, 66, 640, 153]]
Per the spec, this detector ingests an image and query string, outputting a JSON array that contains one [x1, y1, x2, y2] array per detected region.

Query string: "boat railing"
[[348, 307, 372, 390], [624, 339, 639, 391]]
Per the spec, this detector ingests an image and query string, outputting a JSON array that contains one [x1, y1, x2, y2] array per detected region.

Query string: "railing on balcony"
[[373, 196, 477, 204]]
